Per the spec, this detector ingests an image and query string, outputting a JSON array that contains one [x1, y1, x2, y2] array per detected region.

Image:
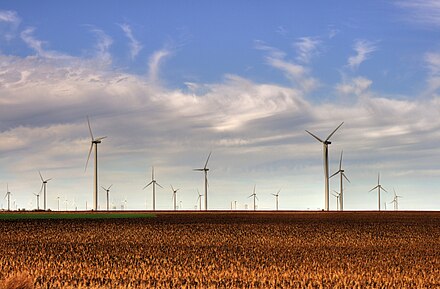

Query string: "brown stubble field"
[[1, 211, 440, 288]]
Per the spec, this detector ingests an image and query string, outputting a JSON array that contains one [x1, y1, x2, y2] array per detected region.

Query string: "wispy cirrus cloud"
[[336, 76, 372, 96], [294, 37, 320, 64], [88, 27, 113, 63], [347, 39, 377, 70], [119, 23, 142, 60], [147, 48, 171, 84], [396, 0, 440, 27], [20, 27, 71, 59], [0, 10, 21, 41], [425, 52, 440, 93]]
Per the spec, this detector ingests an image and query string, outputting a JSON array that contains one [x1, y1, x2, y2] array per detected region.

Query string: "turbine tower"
[[196, 189, 203, 211], [368, 173, 387, 211], [85, 116, 107, 211], [193, 152, 211, 211], [39, 171, 52, 211], [390, 189, 403, 210], [331, 191, 340, 211], [101, 184, 112, 211], [330, 151, 350, 211], [306, 122, 344, 211], [271, 189, 281, 211], [248, 185, 258, 211], [4, 184, 11, 211], [33, 193, 40, 210], [171, 185, 179, 211], [143, 166, 163, 211]]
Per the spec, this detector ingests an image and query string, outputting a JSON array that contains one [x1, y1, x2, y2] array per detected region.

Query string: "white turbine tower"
[[143, 166, 163, 211], [193, 152, 211, 211], [101, 184, 113, 211], [271, 189, 281, 211], [33, 193, 40, 210], [38, 171, 52, 211], [196, 189, 203, 211], [331, 191, 340, 211], [85, 116, 107, 211], [390, 189, 403, 211], [369, 173, 388, 211], [171, 185, 179, 211], [330, 151, 350, 211], [306, 122, 344, 211], [4, 184, 11, 211], [248, 185, 258, 211]]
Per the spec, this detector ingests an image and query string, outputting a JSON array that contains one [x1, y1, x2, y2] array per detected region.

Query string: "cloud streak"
[[347, 40, 377, 70], [396, 0, 440, 27], [119, 23, 142, 60]]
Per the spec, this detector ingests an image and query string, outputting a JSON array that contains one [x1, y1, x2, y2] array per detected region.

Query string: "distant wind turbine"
[[390, 189, 403, 211], [330, 151, 350, 211], [196, 189, 203, 211], [368, 173, 388, 211], [248, 185, 258, 211], [57, 196, 60, 211], [85, 116, 107, 211], [193, 152, 211, 211], [171, 185, 179, 211], [4, 184, 11, 211], [143, 166, 163, 211], [306, 122, 344, 211], [331, 190, 340, 211], [101, 184, 113, 211], [271, 189, 281, 211], [38, 171, 52, 211], [33, 193, 40, 210]]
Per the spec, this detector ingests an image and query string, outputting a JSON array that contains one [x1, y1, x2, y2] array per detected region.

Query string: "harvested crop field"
[[1, 211, 439, 288]]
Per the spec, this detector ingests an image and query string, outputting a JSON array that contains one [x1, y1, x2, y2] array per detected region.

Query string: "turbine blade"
[[143, 181, 153, 189], [101, 186, 107, 191], [87, 116, 94, 140], [248, 194, 253, 198], [381, 186, 388, 193], [156, 182, 164, 189], [152, 166, 154, 180], [204, 151, 212, 169], [305, 130, 324, 143], [193, 168, 204, 171], [342, 173, 351, 183], [39, 171, 44, 182], [39, 183, 44, 194], [329, 171, 340, 178], [253, 184, 256, 195], [85, 143, 93, 172], [368, 185, 379, 192], [46, 178, 53, 182], [95, 136, 107, 141], [255, 195, 259, 201], [108, 184, 113, 190], [325, 121, 344, 142], [378, 173, 380, 185]]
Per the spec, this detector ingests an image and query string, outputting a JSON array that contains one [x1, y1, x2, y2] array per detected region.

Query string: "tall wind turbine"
[[193, 152, 211, 211], [143, 166, 163, 211], [271, 189, 281, 211], [101, 184, 112, 211], [368, 173, 387, 211], [330, 151, 350, 211], [390, 189, 403, 210], [331, 191, 340, 211], [4, 184, 11, 211], [33, 193, 40, 210], [38, 171, 52, 211], [171, 185, 179, 211], [306, 122, 344, 211], [85, 116, 107, 211], [196, 189, 203, 211], [248, 185, 258, 211]]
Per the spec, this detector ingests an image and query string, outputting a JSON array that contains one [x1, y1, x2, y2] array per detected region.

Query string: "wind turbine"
[[143, 166, 163, 211], [101, 184, 113, 211], [306, 122, 344, 211], [57, 196, 60, 211], [85, 116, 107, 211], [390, 189, 403, 211], [38, 171, 52, 211], [271, 189, 281, 211], [4, 184, 11, 211], [171, 185, 179, 211], [330, 151, 350, 211], [368, 173, 388, 211], [196, 189, 203, 211], [331, 190, 340, 211], [33, 193, 40, 210], [194, 152, 211, 211], [248, 185, 258, 211]]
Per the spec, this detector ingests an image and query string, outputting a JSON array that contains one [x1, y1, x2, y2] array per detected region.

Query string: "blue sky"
[[0, 1, 440, 211]]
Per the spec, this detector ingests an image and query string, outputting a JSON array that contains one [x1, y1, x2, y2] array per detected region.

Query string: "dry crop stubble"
[[0, 212, 439, 288]]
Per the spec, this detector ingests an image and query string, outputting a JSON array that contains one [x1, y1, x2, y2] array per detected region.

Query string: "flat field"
[[0, 211, 439, 288]]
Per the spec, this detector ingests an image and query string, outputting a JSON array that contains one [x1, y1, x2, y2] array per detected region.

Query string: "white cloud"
[[89, 27, 113, 63], [347, 40, 377, 70], [119, 23, 142, 60], [294, 37, 320, 63], [0, 10, 20, 41], [336, 76, 372, 96], [396, 0, 440, 27], [147, 48, 171, 84], [425, 52, 440, 93], [20, 27, 71, 59]]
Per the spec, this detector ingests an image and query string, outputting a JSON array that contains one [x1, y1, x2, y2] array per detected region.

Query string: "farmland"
[[0, 211, 439, 288]]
